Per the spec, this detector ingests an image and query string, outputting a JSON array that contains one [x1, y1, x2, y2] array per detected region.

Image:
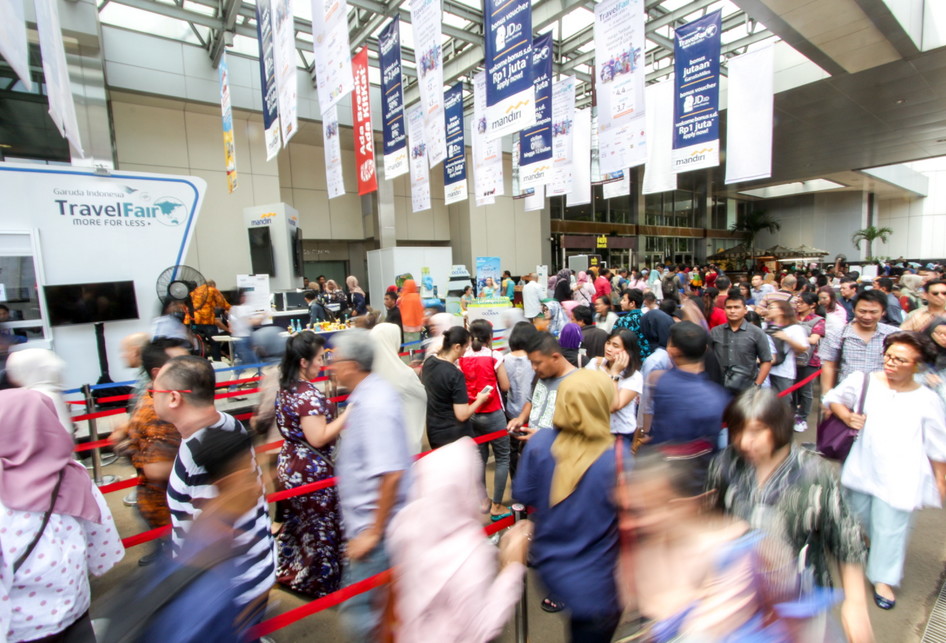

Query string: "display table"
[[271, 309, 309, 331]]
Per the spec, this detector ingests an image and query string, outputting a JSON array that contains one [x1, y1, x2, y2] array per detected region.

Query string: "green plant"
[[730, 209, 781, 266], [851, 226, 893, 260]]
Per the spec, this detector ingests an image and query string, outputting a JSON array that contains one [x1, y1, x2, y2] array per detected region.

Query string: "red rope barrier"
[[74, 438, 113, 453], [215, 376, 262, 388], [214, 387, 261, 400], [121, 524, 170, 549], [267, 477, 337, 503], [775, 368, 822, 398], [98, 477, 140, 494], [72, 408, 127, 423], [255, 439, 285, 454]]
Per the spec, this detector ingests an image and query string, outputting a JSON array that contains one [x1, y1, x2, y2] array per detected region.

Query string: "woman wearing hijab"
[[558, 322, 583, 368], [399, 279, 425, 342], [553, 269, 573, 304], [346, 276, 368, 317], [5, 347, 74, 434], [0, 389, 124, 641], [543, 299, 569, 337], [512, 369, 622, 642], [370, 323, 428, 454], [388, 438, 532, 642], [572, 271, 595, 307]]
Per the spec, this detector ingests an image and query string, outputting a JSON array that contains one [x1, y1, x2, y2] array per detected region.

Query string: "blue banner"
[[254, 0, 280, 160], [379, 17, 408, 179], [483, 0, 535, 140], [443, 82, 467, 204], [518, 32, 553, 190], [671, 10, 721, 172]]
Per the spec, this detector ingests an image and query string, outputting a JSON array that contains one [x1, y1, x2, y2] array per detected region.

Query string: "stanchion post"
[[512, 502, 529, 643], [81, 384, 117, 486]]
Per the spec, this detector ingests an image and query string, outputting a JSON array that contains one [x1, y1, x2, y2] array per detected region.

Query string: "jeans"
[[844, 489, 914, 587], [793, 364, 818, 419], [471, 410, 510, 505], [569, 610, 621, 643], [768, 374, 795, 397], [339, 541, 391, 643], [194, 324, 223, 361]]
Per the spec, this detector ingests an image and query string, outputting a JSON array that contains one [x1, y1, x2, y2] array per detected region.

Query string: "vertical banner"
[[672, 10, 721, 173], [407, 105, 431, 213], [594, 0, 646, 174], [312, 0, 354, 114], [351, 47, 378, 196], [725, 44, 774, 184], [524, 185, 544, 212], [270, 0, 298, 144], [254, 0, 281, 160], [473, 71, 503, 206], [567, 108, 592, 207], [484, 0, 535, 140], [0, 0, 32, 90], [549, 76, 576, 197], [518, 33, 554, 191], [603, 172, 629, 199], [219, 54, 238, 193], [643, 80, 677, 194], [411, 0, 447, 167], [379, 18, 408, 180], [443, 83, 468, 205], [34, 0, 83, 156], [322, 105, 345, 199]]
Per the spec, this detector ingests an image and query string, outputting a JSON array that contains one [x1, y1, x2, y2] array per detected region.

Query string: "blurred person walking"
[[792, 292, 825, 432], [371, 323, 427, 454], [5, 347, 75, 435]]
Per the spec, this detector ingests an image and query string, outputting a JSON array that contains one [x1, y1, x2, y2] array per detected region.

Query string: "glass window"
[[0, 233, 48, 344]]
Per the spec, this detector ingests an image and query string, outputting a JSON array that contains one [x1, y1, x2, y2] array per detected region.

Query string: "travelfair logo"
[[53, 186, 187, 228]]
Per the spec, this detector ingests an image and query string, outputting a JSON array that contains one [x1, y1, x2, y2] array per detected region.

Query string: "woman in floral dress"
[[274, 332, 348, 596]]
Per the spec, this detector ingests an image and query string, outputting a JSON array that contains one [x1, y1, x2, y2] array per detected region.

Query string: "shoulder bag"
[[720, 327, 757, 393], [816, 367, 868, 462]]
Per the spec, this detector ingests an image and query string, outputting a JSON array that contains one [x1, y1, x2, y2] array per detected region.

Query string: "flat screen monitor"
[[43, 280, 139, 326], [292, 227, 304, 277], [248, 227, 276, 276], [283, 291, 307, 310]]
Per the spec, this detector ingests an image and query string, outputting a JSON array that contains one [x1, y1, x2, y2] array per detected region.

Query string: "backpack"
[[795, 316, 822, 367]]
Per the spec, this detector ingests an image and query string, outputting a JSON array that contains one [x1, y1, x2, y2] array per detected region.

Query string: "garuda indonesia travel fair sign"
[[672, 10, 721, 173], [484, 0, 535, 141]]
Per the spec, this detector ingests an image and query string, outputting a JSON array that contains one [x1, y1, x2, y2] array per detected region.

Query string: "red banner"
[[352, 47, 378, 195]]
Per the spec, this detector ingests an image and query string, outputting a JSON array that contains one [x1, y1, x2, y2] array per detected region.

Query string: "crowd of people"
[[3, 257, 946, 642]]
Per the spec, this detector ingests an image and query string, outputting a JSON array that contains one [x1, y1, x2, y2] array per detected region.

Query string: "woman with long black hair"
[[584, 328, 643, 447]]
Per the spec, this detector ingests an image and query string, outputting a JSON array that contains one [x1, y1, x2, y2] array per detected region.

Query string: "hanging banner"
[[725, 44, 774, 184], [524, 185, 544, 212], [672, 10, 721, 173], [379, 18, 408, 180], [411, 0, 447, 167], [322, 105, 345, 199], [254, 0, 281, 160], [407, 105, 431, 213], [643, 80, 677, 195], [567, 108, 592, 207], [518, 33, 554, 191], [312, 0, 354, 114], [473, 71, 504, 206], [218, 54, 238, 193], [0, 0, 31, 91], [548, 76, 575, 197], [270, 0, 297, 144], [484, 0, 535, 141], [443, 83, 468, 205], [351, 47, 378, 196], [34, 0, 83, 156], [594, 0, 646, 175], [603, 172, 629, 199]]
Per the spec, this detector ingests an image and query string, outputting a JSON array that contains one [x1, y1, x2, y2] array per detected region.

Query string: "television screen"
[[292, 227, 304, 277], [283, 291, 307, 310], [248, 227, 276, 276], [43, 281, 139, 327]]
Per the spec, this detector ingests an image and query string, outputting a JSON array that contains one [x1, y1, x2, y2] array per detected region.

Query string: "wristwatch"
[[610, 374, 621, 382]]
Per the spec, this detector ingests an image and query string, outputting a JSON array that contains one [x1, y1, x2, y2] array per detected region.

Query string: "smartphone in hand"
[[480, 385, 493, 396]]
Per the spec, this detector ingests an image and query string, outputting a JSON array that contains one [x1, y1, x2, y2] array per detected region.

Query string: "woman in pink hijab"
[[388, 437, 532, 642]]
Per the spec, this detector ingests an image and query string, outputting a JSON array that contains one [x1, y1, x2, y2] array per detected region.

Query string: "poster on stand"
[[548, 76, 575, 196], [218, 54, 238, 193], [473, 71, 503, 206], [484, 0, 535, 140], [443, 82, 468, 205], [351, 47, 378, 195], [236, 274, 271, 314], [643, 80, 677, 194], [411, 0, 447, 166], [518, 33, 553, 191], [566, 108, 592, 207], [725, 44, 774, 184], [34, 0, 83, 156], [270, 0, 297, 144], [594, 0, 646, 175], [322, 104, 345, 199], [407, 105, 431, 213], [254, 0, 281, 160], [0, 0, 31, 90], [475, 256, 502, 292], [672, 10, 721, 173], [379, 18, 408, 180], [312, 0, 353, 113]]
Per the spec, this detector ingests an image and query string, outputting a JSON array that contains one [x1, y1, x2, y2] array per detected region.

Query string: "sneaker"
[[794, 418, 808, 433], [123, 489, 138, 506]]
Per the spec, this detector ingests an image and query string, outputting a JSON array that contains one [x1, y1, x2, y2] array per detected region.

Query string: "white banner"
[[322, 105, 345, 199], [594, 0, 646, 174], [411, 0, 447, 167], [567, 108, 592, 207], [270, 0, 298, 144], [524, 184, 544, 212], [0, 0, 31, 90], [312, 0, 354, 114], [725, 44, 775, 184], [34, 0, 83, 156], [407, 105, 431, 213], [603, 171, 629, 199], [549, 76, 576, 197], [473, 71, 504, 206], [643, 80, 677, 195], [219, 54, 238, 193]]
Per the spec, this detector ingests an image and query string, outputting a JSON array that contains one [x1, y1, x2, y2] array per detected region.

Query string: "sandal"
[[541, 596, 565, 613], [873, 590, 895, 610], [490, 509, 513, 522]]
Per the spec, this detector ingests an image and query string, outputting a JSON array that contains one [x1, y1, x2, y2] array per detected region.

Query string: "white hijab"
[[6, 348, 74, 434], [370, 323, 427, 454]]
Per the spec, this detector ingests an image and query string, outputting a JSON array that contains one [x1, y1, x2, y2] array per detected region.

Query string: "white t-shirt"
[[767, 323, 808, 380], [585, 359, 644, 435]]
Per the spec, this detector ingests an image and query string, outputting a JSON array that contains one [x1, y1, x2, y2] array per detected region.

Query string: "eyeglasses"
[[882, 354, 914, 366], [148, 389, 193, 395], [928, 290, 946, 297]]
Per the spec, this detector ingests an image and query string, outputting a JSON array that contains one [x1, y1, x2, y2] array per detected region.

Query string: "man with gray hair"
[[329, 329, 412, 642]]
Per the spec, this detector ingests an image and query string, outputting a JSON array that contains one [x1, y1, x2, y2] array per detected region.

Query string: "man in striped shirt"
[[153, 355, 275, 624]]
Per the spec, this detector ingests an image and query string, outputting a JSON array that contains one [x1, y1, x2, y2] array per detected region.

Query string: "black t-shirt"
[[422, 355, 472, 448]]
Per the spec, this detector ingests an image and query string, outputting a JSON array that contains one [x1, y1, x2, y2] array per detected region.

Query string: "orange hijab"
[[400, 279, 424, 330]]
